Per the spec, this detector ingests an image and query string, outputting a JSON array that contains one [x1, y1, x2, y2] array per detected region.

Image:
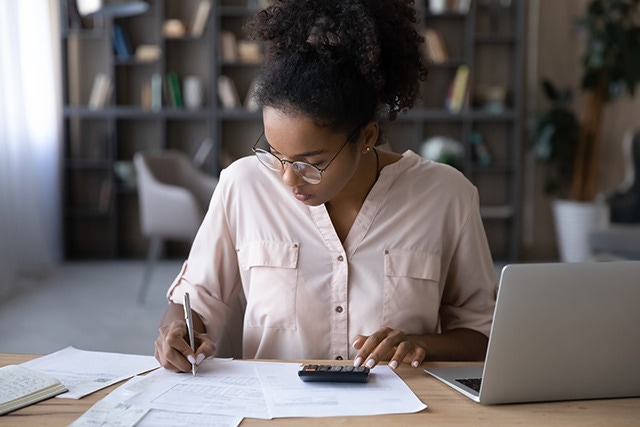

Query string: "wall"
[[521, 0, 640, 261]]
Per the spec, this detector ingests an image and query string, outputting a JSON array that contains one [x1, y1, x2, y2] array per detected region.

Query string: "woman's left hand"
[[352, 327, 426, 370]]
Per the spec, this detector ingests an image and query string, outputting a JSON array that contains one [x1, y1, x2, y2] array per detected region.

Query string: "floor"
[[0, 260, 183, 356]]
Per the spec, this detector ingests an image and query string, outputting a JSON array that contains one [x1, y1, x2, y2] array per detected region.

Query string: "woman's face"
[[261, 107, 368, 206]]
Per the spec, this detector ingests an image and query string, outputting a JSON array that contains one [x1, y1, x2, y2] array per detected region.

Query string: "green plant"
[[571, 0, 640, 201], [532, 80, 580, 197]]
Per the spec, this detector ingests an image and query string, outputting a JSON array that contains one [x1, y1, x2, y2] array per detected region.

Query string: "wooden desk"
[[2, 353, 639, 426]]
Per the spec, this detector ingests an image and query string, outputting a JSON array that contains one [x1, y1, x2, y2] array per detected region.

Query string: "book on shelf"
[[220, 30, 238, 62], [111, 24, 134, 60], [141, 79, 151, 110], [167, 72, 184, 109], [98, 178, 113, 212], [424, 28, 448, 64], [190, 0, 211, 37], [0, 365, 67, 415], [217, 75, 241, 109], [445, 64, 470, 113], [88, 73, 112, 109], [151, 73, 163, 111]]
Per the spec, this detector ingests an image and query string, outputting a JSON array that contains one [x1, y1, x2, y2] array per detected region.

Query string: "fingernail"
[[352, 340, 359, 349], [353, 357, 363, 367], [365, 358, 376, 369], [388, 360, 398, 370], [187, 355, 196, 364], [412, 360, 419, 368], [196, 353, 205, 365]]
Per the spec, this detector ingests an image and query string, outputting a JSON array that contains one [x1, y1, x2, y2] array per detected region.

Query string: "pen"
[[183, 292, 197, 376]]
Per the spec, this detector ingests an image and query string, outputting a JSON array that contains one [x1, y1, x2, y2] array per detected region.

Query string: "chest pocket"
[[239, 241, 299, 330], [382, 249, 441, 334]]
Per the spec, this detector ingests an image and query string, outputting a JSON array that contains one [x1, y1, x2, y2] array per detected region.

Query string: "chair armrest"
[[139, 181, 202, 239]]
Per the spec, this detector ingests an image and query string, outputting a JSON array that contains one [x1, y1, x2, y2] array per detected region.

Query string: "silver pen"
[[183, 292, 197, 376]]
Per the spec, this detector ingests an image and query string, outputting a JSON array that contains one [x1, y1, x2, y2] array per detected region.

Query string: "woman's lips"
[[293, 192, 311, 202]]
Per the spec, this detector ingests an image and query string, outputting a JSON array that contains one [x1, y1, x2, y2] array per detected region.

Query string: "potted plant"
[[571, 0, 640, 202], [532, 0, 640, 261], [532, 79, 607, 262], [532, 80, 580, 199]]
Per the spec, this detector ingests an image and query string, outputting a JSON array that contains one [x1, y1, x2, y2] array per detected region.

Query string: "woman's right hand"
[[154, 304, 216, 372]]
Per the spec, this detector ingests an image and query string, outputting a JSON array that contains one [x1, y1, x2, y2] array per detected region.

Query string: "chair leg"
[[138, 237, 162, 304]]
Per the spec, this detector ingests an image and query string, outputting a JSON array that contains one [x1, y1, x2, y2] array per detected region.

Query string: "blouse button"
[[336, 356, 344, 360], [335, 306, 343, 313], [337, 255, 344, 262]]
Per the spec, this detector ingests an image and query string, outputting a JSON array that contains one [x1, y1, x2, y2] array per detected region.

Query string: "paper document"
[[21, 346, 159, 399], [121, 359, 426, 420], [70, 375, 242, 427], [126, 359, 270, 419], [256, 362, 427, 418]]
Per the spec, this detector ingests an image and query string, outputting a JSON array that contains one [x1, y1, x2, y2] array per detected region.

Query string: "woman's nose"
[[280, 162, 303, 186]]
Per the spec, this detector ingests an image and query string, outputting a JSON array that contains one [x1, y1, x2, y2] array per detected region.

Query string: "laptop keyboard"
[[456, 378, 482, 392]]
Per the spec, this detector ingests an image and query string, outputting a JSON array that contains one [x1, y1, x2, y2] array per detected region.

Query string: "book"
[[445, 64, 470, 113], [219, 30, 238, 62], [150, 72, 163, 111], [0, 365, 67, 415], [111, 24, 134, 60], [141, 79, 152, 110], [167, 72, 184, 109], [424, 29, 448, 63], [98, 178, 113, 212], [88, 73, 112, 109], [190, 0, 211, 37], [217, 75, 241, 109]]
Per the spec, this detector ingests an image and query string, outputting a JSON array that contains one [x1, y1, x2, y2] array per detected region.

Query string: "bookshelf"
[[60, 0, 524, 263], [60, 0, 216, 258], [388, 1, 526, 262]]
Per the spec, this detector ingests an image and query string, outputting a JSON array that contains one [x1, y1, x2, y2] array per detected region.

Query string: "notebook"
[[0, 365, 67, 415], [425, 261, 640, 405]]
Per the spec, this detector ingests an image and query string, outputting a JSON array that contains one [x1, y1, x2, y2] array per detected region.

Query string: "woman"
[[155, 0, 497, 373]]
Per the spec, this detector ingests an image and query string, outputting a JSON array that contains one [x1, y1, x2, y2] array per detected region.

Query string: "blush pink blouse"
[[168, 150, 497, 361]]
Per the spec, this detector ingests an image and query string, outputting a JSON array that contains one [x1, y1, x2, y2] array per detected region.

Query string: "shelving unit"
[[60, 0, 216, 258], [387, 1, 525, 262], [60, 0, 524, 263]]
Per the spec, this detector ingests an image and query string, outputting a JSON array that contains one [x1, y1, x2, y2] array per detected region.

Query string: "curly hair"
[[243, 0, 428, 133]]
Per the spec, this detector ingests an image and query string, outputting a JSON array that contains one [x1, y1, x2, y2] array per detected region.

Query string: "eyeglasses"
[[252, 126, 361, 184]]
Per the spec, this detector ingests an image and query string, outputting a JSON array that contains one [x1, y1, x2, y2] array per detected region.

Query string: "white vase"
[[552, 200, 609, 263]]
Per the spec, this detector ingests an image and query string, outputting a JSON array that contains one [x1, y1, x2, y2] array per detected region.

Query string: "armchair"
[[133, 149, 217, 303]]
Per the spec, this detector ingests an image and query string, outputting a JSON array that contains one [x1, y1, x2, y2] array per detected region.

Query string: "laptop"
[[425, 261, 640, 405]]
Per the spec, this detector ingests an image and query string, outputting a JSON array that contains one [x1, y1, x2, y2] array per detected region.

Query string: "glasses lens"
[[255, 150, 283, 172], [292, 162, 322, 184]]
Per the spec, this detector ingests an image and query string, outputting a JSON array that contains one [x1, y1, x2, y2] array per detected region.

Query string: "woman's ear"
[[360, 121, 379, 153]]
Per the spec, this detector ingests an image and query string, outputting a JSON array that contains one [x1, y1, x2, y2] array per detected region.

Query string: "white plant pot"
[[552, 200, 609, 263]]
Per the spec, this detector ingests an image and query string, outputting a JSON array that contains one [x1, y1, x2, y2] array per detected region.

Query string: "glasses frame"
[[252, 125, 362, 184]]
